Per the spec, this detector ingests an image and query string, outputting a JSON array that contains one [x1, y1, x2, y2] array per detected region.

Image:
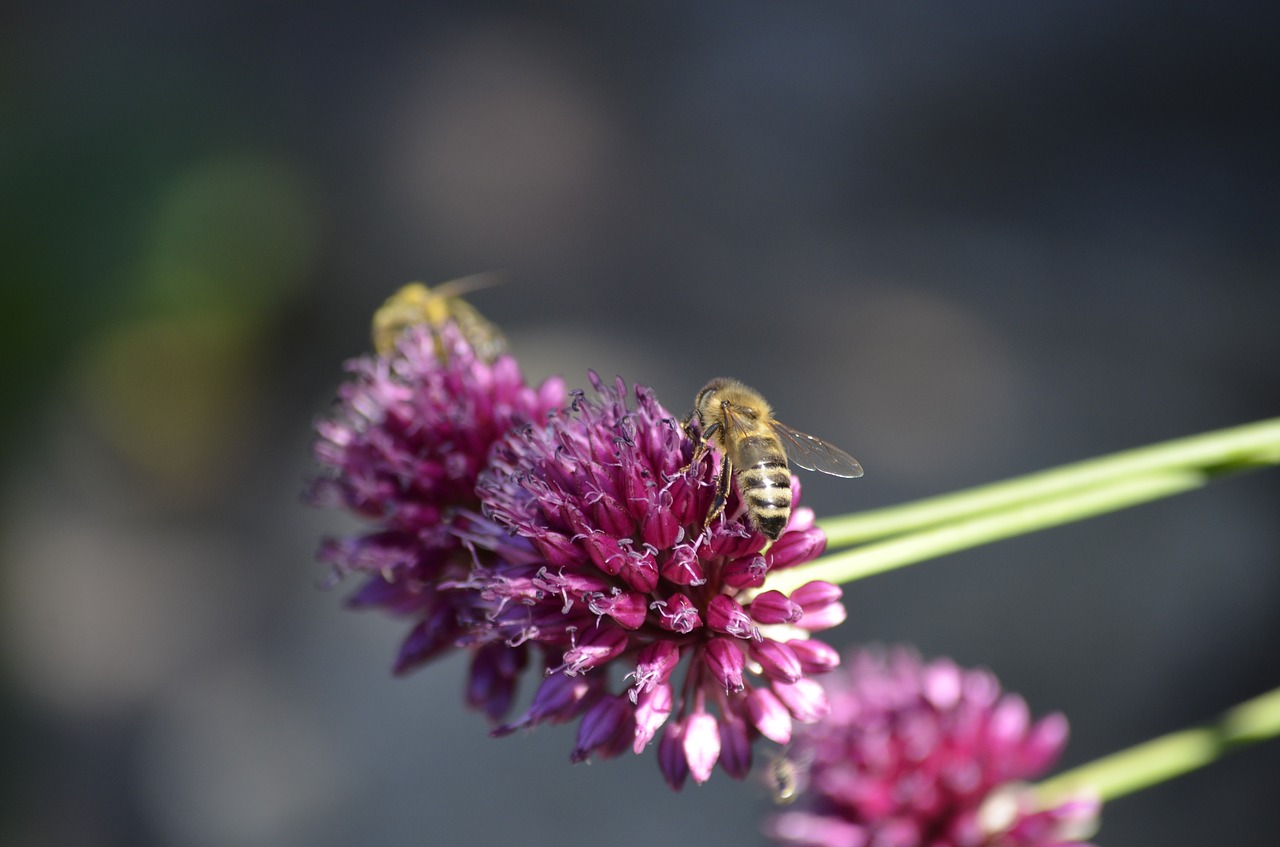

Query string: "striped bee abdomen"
[[738, 460, 792, 539], [735, 434, 793, 540]]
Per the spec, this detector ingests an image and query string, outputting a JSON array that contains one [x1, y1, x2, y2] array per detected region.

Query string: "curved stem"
[[1036, 685, 1280, 805]]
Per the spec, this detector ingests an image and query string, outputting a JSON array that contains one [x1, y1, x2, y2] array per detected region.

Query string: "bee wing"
[[447, 297, 508, 360], [446, 296, 498, 327], [718, 402, 757, 441], [771, 421, 864, 478], [430, 271, 504, 299]]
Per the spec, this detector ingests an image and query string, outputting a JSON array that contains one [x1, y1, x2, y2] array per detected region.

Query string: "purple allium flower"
[[472, 372, 845, 787], [310, 321, 565, 686], [764, 647, 1100, 847]]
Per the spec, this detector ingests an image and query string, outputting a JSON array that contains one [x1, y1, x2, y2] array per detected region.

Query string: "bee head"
[[694, 377, 732, 420]]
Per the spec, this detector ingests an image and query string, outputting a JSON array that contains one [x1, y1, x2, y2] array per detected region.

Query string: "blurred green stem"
[[1036, 685, 1280, 805], [764, 417, 1280, 595]]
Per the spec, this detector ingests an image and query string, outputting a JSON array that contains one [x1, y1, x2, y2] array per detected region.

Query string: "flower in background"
[[764, 647, 1099, 847], [473, 372, 846, 787], [309, 320, 565, 697]]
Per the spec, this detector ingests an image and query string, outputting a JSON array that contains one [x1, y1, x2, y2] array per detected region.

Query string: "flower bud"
[[723, 554, 769, 589], [747, 687, 793, 745], [704, 637, 746, 693], [718, 713, 753, 780], [560, 625, 629, 676], [683, 712, 722, 784], [772, 678, 831, 723], [651, 594, 702, 633], [707, 594, 759, 640], [767, 525, 826, 570], [786, 638, 841, 674], [750, 590, 803, 624], [572, 694, 634, 763], [587, 590, 649, 630], [628, 641, 681, 700], [750, 639, 803, 683], [632, 682, 674, 754], [658, 721, 690, 791]]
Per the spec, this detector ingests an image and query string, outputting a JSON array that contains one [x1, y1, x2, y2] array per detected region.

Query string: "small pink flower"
[[474, 373, 845, 786], [764, 647, 1099, 847]]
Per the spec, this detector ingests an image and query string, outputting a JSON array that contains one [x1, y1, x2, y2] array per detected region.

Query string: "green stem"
[[765, 469, 1201, 595], [764, 416, 1280, 595], [1036, 685, 1280, 805], [818, 417, 1280, 549]]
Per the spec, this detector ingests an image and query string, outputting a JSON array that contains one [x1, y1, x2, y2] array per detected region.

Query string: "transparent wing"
[[718, 403, 756, 442], [772, 421, 864, 478], [447, 298, 508, 361], [431, 271, 504, 299]]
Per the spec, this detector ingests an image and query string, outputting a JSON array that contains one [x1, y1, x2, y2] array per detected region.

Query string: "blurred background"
[[3, 2, 1278, 845]]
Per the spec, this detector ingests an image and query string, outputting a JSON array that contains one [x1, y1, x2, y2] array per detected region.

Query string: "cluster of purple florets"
[[471, 372, 845, 786], [311, 315, 1097, 844], [310, 323, 564, 677], [312, 324, 842, 786], [766, 648, 1098, 847]]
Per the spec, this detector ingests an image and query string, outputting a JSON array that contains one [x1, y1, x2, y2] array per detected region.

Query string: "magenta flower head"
[[764, 647, 1100, 847], [309, 321, 565, 688], [472, 372, 846, 787]]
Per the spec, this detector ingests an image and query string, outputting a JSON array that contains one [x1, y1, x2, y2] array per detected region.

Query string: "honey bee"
[[371, 273, 507, 362], [763, 749, 811, 805], [684, 378, 863, 540]]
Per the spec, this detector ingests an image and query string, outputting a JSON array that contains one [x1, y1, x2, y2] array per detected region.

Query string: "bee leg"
[[706, 455, 733, 526], [679, 409, 698, 439], [676, 412, 700, 475], [677, 446, 703, 478], [678, 418, 719, 476]]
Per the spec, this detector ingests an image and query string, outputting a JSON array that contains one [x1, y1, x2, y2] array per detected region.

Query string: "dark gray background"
[[2, 2, 1278, 845]]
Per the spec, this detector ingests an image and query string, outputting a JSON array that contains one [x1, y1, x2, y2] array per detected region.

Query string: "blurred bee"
[[684, 377, 863, 541], [763, 749, 811, 805], [371, 273, 507, 362]]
